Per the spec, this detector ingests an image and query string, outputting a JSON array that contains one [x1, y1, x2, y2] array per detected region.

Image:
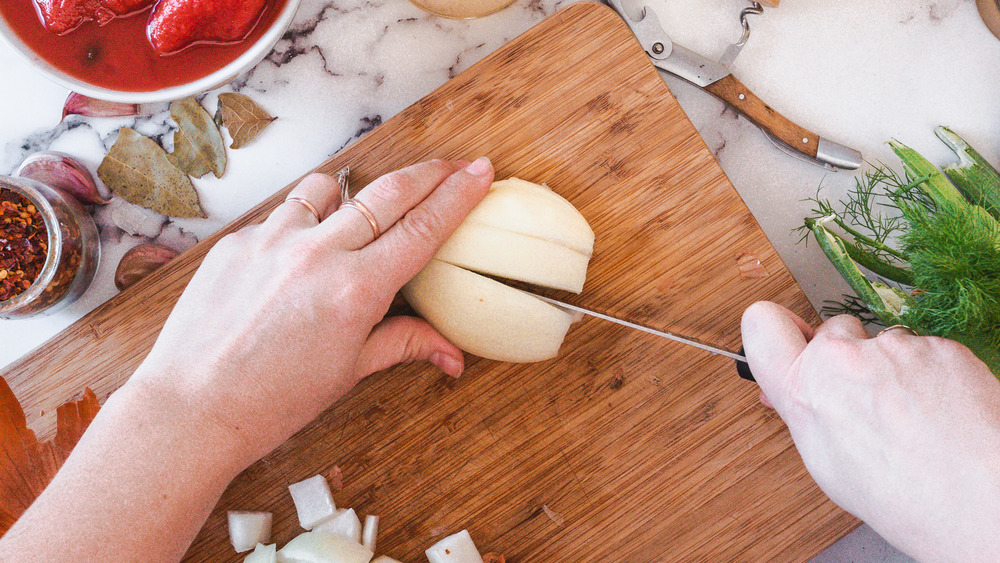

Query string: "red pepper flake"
[[0, 189, 48, 301]]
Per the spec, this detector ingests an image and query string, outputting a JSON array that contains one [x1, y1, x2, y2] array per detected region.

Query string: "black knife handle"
[[735, 346, 755, 382]]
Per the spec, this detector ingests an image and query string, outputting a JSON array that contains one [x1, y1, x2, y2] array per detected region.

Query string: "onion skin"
[[16, 151, 110, 205], [114, 243, 179, 291]]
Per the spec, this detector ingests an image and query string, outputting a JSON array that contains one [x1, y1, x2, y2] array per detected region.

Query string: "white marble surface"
[[2, 0, 997, 560]]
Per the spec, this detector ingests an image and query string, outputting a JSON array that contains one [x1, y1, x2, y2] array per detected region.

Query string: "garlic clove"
[[16, 151, 110, 205], [115, 242, 179, 291], [62, 92, 142, 121]]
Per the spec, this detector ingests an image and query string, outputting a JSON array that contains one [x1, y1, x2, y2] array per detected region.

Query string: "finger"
[[364, 157, 494, 290], [266, 173, 344, 230], [354, 316, 465, 379], [741, 301, 811, 414], [813, 314, 869, 341], [320, 160, 466, 250]]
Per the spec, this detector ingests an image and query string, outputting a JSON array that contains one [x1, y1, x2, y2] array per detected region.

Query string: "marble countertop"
[[3, 0, 998, 560]]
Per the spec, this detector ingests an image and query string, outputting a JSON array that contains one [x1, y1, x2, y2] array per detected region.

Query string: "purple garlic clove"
[[16, 151, 111, 205]]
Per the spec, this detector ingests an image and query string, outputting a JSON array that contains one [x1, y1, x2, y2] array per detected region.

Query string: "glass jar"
[[0, 176, 100, 319], [410, 0, 517, 19]]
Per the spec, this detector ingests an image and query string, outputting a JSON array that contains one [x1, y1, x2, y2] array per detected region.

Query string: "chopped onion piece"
[[313, 508, 362, 544], [244, 542, 277, 563], [288, 475, 337, 530], [228, 511, 273, 553], [371, 557, 401, 563], [278, 531, 374, 563], [425, 530, 483, 563], [362, 515, 378, 552]]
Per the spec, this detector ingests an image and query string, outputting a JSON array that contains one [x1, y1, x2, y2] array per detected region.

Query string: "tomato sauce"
[[0, 0, 287, 92]]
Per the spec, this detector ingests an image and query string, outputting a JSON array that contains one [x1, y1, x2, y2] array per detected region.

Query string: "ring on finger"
[[340, 198, 381, 240], [285, 196, 322, 223], [877, 324, 919, 337]]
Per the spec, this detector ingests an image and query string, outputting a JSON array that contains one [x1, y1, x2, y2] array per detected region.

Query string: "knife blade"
[[533, 295, 756, 381], [604, 0, 863, 172]]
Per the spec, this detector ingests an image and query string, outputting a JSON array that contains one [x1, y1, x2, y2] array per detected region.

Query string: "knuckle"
[[370, 171, 413, 203], [399, 206, 443, 240]]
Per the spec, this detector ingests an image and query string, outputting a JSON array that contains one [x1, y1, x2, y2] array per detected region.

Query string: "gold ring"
[[285, 197, 321, 223], [341, 198, 381, 240], [877, 324, 919, 337]]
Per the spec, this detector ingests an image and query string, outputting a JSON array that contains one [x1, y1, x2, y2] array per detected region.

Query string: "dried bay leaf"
[[0, 378, 100, 536], [218, 92, 277, 149], [167, 97, 226, 179], [98, 128, 206, 218]]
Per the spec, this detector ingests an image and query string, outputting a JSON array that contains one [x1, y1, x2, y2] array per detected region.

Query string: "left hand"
[[131, 158, 495, 469]]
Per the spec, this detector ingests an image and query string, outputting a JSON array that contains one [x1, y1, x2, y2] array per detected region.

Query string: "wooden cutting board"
[[2, 2, 859, 560]]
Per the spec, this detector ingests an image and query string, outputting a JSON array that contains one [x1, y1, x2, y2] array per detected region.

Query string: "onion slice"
[[277, 531, 373, 563], [312, 508, 362, 544], [362, 515, 378, 552]]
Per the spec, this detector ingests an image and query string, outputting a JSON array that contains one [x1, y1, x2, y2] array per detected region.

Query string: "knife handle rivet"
[[738, 93, 745, 101], [802, 137, 809, 144], [651, 42, 665, 54]]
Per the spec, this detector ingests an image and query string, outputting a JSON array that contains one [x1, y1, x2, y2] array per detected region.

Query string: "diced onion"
[[371, 557, 401, 563], [228, 511, 273, 553], [244, 542, 277, 563], [278, 531, 373, 563], [425, 530, 484, 563], [288, 475, 337, 530], [312, 508, 362, 544]]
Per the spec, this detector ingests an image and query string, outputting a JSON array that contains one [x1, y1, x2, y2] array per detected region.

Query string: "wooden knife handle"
[[704, 74, 819, 159]]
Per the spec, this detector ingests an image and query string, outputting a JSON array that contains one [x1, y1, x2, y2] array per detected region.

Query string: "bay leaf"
[[167, 97, 226, 179], [98, 128, 206, 218], [218, 92, 277, 149]]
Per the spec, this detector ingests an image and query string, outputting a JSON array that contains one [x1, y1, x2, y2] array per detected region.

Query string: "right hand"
[[742, 301, 1000, 562]]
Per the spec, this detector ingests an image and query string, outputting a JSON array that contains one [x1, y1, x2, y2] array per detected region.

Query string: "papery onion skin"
[[16, 151, 110, 205]]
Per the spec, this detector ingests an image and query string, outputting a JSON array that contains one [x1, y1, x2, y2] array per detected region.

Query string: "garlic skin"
[[114, 242, 179, 291], [62, 92, 143, 121], [16, 152, 110, 205]]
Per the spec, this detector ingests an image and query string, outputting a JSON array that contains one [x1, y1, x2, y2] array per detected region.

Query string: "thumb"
[[741, 301, 811, 416], [354, 316, 465, 380]]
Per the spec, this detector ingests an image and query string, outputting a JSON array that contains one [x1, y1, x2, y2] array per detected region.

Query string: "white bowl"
[[0, 0, 301, 103]]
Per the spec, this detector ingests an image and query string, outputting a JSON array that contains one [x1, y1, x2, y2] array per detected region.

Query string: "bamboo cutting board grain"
[[2, 2, 858, 560]]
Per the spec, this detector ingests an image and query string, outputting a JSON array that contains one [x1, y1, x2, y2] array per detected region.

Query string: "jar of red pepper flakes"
[[0, 175, 99, 319]]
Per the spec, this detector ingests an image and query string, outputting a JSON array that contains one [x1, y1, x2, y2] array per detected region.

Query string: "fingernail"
[[464, 156, 492, 178], [430, 351, 463, 378]]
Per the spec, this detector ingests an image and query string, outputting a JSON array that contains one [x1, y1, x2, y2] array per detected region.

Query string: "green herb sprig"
[[800, 127, 1000, 377]]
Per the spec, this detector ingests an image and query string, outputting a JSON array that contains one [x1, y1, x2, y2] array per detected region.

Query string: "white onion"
[[312, 508, 362, 544], [362, 515, 378, 552], [244, 542, 277, 563], [228, 511, 273, 553], [288, 475, 337, 530], [403, 260, 575, 363], [370, 557, 401, 563], [425, 530, 483, 563], [278, 531, 374, 563]]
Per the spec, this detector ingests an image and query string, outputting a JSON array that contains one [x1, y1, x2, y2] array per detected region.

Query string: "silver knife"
[[533, 295, 756, 381], [605, 0, 863, 172]]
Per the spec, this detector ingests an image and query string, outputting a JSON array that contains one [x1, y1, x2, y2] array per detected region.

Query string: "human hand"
[[742, 302, 1000, 562], [131, 158, 495, 471]]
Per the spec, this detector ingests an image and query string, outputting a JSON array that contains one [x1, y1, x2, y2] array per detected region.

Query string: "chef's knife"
[[605, 0, 863, 172], [534, 295, 756, 382]]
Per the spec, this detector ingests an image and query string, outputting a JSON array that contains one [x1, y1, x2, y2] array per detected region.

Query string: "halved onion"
[[403, 178, 593, 363], [403, 260, 575, 363]]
